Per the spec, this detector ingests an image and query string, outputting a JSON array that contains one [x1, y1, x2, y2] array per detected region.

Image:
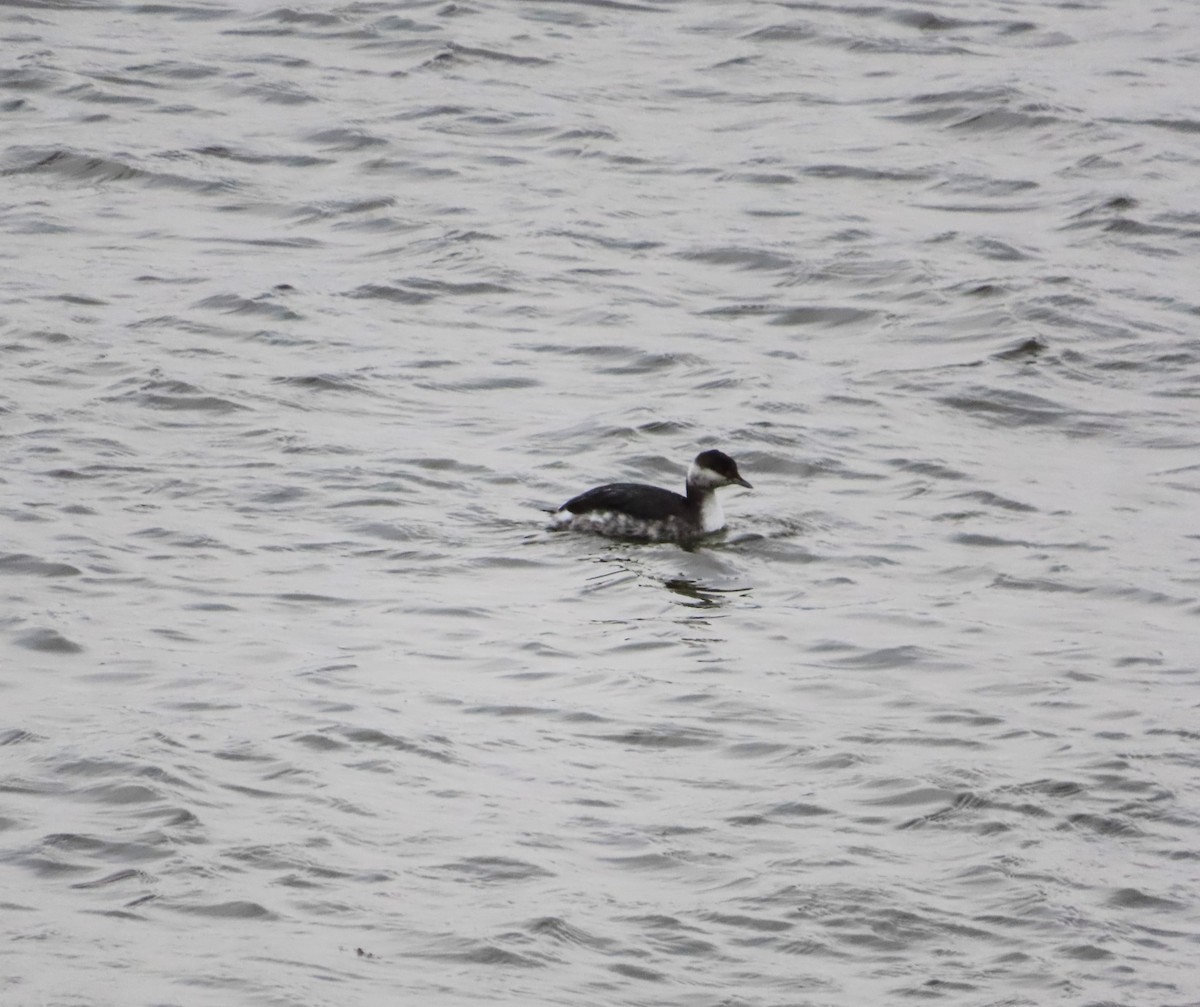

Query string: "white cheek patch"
[[687, 462, 726, 489]]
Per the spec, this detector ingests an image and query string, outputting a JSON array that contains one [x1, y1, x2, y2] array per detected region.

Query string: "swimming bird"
[[550, 449, 751, 542]]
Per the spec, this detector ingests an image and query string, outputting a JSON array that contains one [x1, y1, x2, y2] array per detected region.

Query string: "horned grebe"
[[550, 449, 752, 542]]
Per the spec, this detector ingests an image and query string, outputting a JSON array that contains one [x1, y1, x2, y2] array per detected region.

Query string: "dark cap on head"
[[694, 449, 752, 489]]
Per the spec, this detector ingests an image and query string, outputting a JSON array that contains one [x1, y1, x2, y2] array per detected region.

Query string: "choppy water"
[[3, 1, 1199, 1004]]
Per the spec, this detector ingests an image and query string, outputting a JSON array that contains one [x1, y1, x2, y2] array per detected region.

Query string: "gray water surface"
[[2, 1, 1199, 1004]]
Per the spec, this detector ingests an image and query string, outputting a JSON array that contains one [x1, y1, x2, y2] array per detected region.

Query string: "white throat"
[[697, 491, 726, 533]]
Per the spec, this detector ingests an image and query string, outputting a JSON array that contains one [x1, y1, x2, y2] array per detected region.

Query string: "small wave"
[[108, 378, 246, 414], [4, 148, 232, 193], [543, 228, 662, 252], [527, 916, 609, 948], [991, 574, 1090, 594], [678, 246, 793, 270], [743, 23, 818, 42], [417, 375, 542, 392], [273, 374, 370, 394], [719, 170, 795, 185], [58, 81, 156, 106], [769, 305, 878, 327], [993, 337, 1047, 361], [195, 144, 329, 168], [951, 489, 1038, 512], [414, 938, 545, 968], [13, 628, 84, 653], [126, 59, 220, 80], [442, 42, 553, 67], [827, 644, 937, 669], [0, 553, 81, 577], [939, 387, 1069, 428], [0, 729, 43, 746], [347, 282, 436, 304], [70, 869, 148, 890], [336, 726, 455, 763], [888, 458, 968, 480], [346, 278, 511, 304], [535, 0, 660, 12], [594, 727, 721, 748], [0, 67, 57, 92], [173, 900, 275, 919], [304, 127, 389, 151], [1107, 116, 1200, 135], [952, 533, 1102, 552], [595, 350, 704, 375], [555, 126, 617, 141], [427, 855, 555, 883], [948, 106, 1069, 132], [361, 157, 459, 180], [254, 7, 344, 27], [195, 292, 302, 320], [128, 3, 234, 22], [801, 163, 931, 182], [223, 80, 316, 104]]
